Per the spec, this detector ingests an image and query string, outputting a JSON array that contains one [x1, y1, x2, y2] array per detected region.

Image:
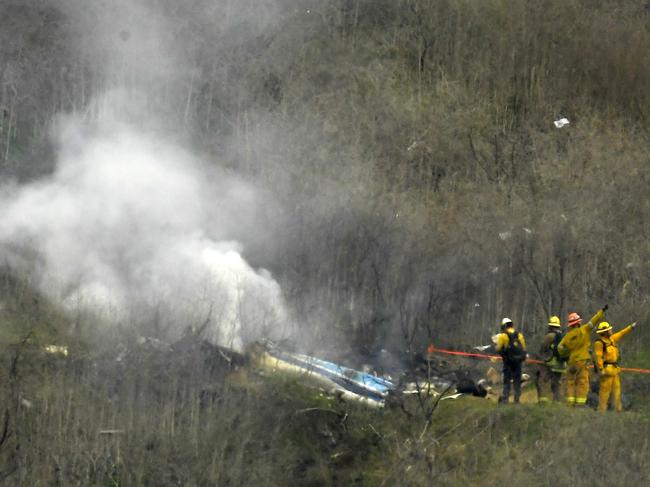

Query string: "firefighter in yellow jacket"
[[557, 306, 607, 407], [593, 321, 638, 411], [536, 316, 565, 403], [495, 318, 527, 404]]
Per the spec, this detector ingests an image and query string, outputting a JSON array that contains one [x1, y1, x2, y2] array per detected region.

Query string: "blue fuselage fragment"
[[266, 348, 395, 403]]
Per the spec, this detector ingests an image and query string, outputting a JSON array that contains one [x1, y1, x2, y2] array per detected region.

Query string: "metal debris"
[[553, 117, 570, 128], [440, 393, 463, 401]]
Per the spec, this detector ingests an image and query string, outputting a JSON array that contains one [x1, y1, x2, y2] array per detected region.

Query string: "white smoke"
[[0, 108, 287, 351]]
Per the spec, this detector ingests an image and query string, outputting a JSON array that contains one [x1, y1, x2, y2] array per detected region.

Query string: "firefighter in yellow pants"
[[557, 306, 606, 407], [593, 321, 637, 411]]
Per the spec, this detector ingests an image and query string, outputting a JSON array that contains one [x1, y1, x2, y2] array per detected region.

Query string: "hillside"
[[1, 1, 650, 485]]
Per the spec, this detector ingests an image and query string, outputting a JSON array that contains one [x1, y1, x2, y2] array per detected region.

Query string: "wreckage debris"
[[553, 117, 570, 128], [255, 342, 393, 406], [253, 341, 491, 407]]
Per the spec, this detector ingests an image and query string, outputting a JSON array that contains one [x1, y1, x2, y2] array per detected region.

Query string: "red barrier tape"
[[427, 346, 650, 374]]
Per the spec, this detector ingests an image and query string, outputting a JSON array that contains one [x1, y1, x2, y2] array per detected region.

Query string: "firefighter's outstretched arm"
[[586, 305, 608, 329], [612, 322, 637, 342]]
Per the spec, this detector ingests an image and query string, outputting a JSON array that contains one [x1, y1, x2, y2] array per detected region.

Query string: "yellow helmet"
[[596, 322, 613, 334], [548, 316, 561, 328]]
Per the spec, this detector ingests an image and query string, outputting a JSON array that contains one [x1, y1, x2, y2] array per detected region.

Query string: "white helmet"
[[501, 317, 513, 327]]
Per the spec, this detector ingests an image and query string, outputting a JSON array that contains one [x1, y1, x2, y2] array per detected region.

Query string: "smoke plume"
[[0, 102, 287, 350]]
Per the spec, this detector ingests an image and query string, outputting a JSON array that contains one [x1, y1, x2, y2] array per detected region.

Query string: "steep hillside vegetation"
[[1, 2, 650, 484], [3, 0, 649, 353]]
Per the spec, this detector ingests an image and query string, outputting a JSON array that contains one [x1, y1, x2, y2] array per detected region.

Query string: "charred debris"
[[90, 335, 491, 408]]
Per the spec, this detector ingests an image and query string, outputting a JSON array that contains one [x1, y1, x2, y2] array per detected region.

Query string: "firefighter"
[[536, 315, 565, 403], [594, 321, 638, 412], [557, 306, 607, 407], [496, 318, 527, 404]]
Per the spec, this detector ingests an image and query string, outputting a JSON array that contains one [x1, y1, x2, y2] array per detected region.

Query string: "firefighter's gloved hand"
[[602, 304, 609, 312]]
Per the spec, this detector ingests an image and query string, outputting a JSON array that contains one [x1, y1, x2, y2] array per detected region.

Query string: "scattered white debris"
[[440, 393, 463, 401], [136, 336, 172, 352], [491, 266, 499, 274], [560, 213, 568, 221], [402, 389, 440, 396], [474, 303, 481, 308], [473, 345, 492, 352], [115, 345, 128, 363], [523, 227, 532, 234], [407, 141, 418, 152], [498, 231, 511, 241], [476, 379, 492, 393], [553, 118, 570, 128], [20, 398, 33, 409], [44, 345, 68, 357]]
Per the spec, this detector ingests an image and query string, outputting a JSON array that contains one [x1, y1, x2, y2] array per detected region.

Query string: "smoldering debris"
[[250, 341, 492, 407]]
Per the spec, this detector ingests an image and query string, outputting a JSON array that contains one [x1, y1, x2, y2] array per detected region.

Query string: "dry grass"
[[0, 334, 648, 486]]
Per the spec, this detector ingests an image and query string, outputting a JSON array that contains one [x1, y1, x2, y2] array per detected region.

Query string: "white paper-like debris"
[[498, 231, 511, 241], [44, 345, 68, 357], [553, 118, 570, 128], [440, 393, 463, 401], [473, 345, 492, 352]]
